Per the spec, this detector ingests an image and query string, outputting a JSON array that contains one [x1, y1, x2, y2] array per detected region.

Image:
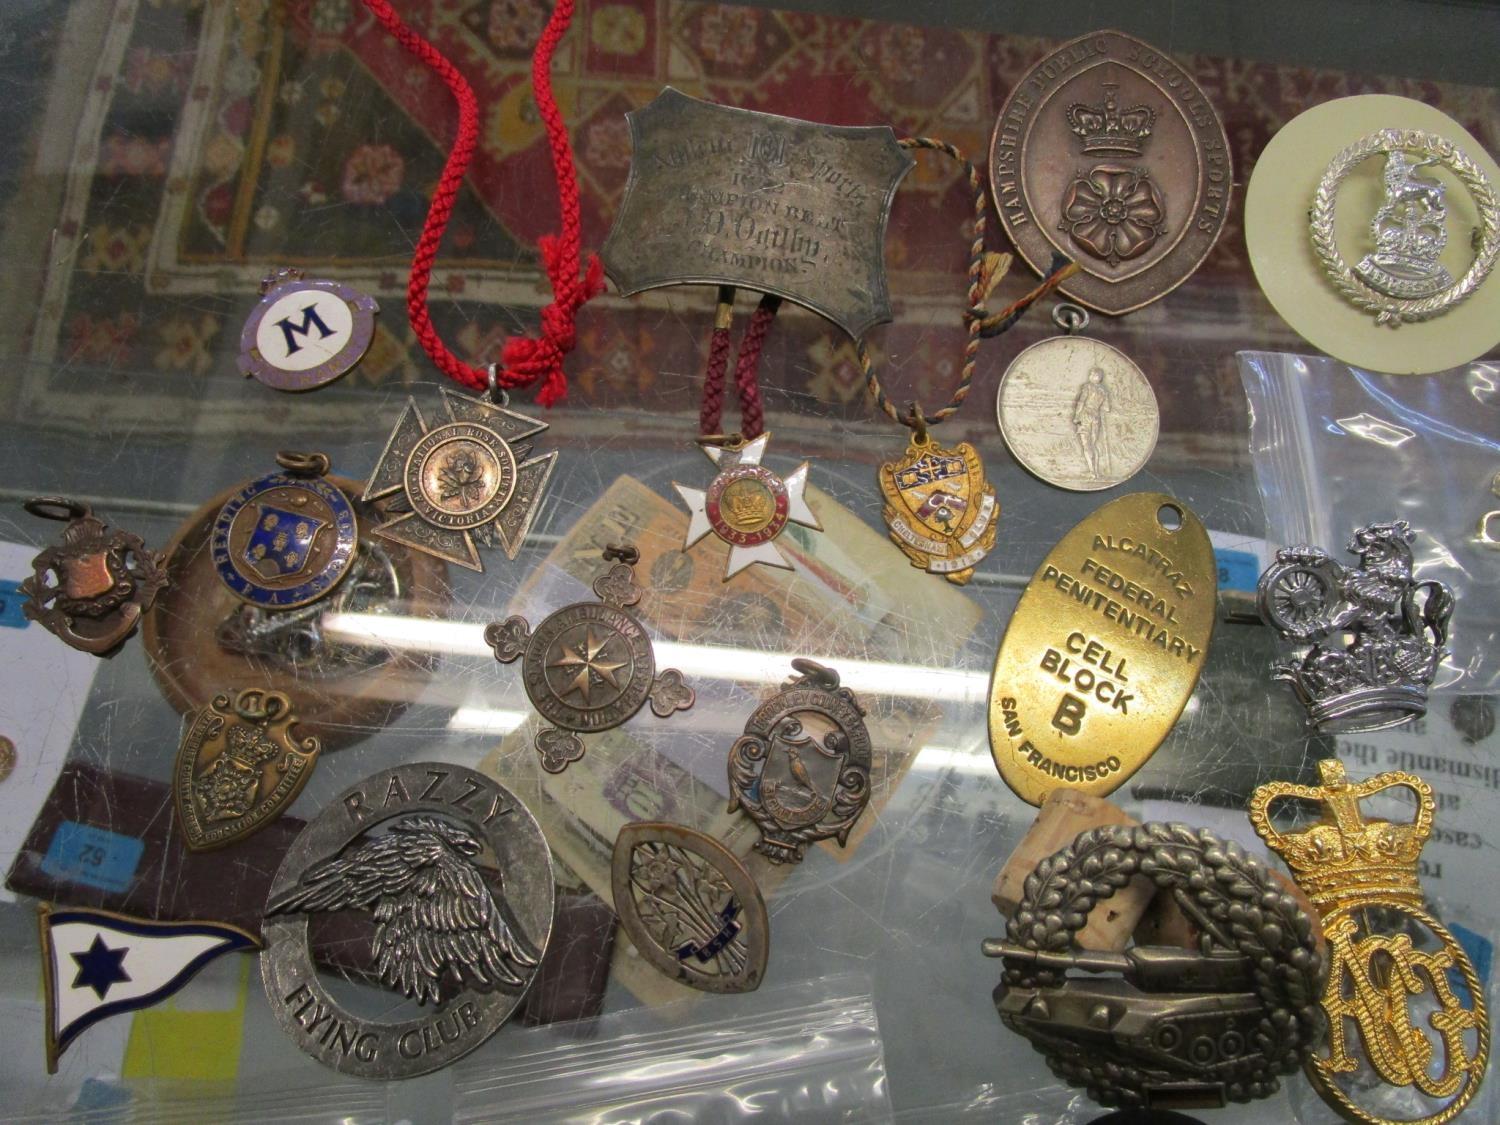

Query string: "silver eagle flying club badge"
[[238, 268, 379, 392], [261, 764, 554, 1078], [727, 660, 872, 864], [362, 388, 557, 572], [485, 545, 694, 773], [673, 434, 821, 580]]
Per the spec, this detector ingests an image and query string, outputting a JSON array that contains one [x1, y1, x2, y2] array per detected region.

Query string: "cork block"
[[991, 788, 1155, 952]]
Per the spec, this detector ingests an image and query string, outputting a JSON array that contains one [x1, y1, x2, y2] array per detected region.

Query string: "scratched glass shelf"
[[0, 2, 1496, 1123]]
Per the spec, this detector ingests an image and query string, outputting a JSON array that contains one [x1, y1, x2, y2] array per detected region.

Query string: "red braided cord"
[[699, 324, 733, 434], [729, 295, 779, 441], [360, 0, 601, 404]]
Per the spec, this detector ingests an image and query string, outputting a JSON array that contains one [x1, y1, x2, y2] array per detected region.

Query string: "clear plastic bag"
[[1238, 352, 1500, 693], [452, 973, 890, 1123]]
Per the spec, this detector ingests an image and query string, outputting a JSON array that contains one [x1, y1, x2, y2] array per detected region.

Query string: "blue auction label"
[[1450, 921, 1493, 1008], [41, 821, 144, 893], [0, 578, 30, 629], [1214, 548, 1260, 594]]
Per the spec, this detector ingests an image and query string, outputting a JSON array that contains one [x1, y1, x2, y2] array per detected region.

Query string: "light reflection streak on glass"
[[320, 613, 990, 703]]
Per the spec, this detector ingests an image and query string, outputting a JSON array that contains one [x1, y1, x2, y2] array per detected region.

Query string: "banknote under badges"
[[19, 497, 168, 656], [728, 660, 871, 864], [485, 544, 694, 773]]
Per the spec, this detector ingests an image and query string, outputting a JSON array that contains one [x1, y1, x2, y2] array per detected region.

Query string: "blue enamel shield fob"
[[210, 451, 358, 609]]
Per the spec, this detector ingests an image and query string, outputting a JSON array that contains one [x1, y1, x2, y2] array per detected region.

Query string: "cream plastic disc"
[[1245, 94, 1500, 374]]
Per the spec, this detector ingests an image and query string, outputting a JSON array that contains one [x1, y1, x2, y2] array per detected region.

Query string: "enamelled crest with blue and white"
[[40, 904, 258, 1072], [237, 276, 378, 393], [210, 466, 358, 609]]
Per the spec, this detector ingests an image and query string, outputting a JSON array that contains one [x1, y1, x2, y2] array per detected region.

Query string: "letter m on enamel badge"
[[39, 904, 258, 1072]]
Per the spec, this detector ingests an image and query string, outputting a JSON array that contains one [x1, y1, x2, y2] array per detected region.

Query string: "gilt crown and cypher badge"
[[1250, 758, 1431, 909]]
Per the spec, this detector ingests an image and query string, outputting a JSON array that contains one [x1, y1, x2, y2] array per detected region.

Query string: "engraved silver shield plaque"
[[602, 87, 914, 339]]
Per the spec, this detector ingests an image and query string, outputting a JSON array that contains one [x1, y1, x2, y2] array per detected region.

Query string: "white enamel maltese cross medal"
[[361, 388, 556, 572], [673, 434, 821, 580]]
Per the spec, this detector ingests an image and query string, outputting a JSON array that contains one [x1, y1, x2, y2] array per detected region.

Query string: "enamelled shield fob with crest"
[[485, 545, 694, 773], [261, 763, 554, 1079], [674, 433, 822, 581], [728, 660, 872, 864], [362, 388, 557, 572], [237, 267, 379, 392], [611, 822, 769, 994], [878, 415, 998, 584], [173, 688, 320, 852], [990, 29, 1232, 314], [210, 451, 358, 610], [19, 497, 168, 655]]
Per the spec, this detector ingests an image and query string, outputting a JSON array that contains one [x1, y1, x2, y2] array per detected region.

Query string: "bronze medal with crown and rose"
[[990, 30, 1232, 314]]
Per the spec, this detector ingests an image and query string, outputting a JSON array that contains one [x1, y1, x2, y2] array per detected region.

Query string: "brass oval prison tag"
[[988, 493, 1215, 805]]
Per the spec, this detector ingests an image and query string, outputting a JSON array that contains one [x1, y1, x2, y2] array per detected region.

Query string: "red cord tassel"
[[360, 0, 601, 401]]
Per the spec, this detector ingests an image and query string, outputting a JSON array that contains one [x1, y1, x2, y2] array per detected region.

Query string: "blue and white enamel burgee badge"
[[238, 268, 378, 392], [39, 904, 257, 1072], [210, 451, 359, 609]]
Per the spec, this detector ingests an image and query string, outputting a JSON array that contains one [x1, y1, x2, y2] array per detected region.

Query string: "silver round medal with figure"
[[727, 660, 872, 864], [997, 305, 1158, 492], [260, 763, 554, 1079], [485, 545, 694, 773]]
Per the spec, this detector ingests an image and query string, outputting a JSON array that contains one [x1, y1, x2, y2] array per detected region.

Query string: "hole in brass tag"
[[1156, 503, 1183, 531]]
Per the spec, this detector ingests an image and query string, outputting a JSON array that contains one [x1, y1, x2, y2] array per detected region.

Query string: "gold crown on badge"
[[1249, 758, 1433, 909], [1065, 84, 1156, 156]]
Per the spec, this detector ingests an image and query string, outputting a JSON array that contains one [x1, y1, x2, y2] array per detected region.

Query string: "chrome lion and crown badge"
[[1258, 520, 1453, 733]]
